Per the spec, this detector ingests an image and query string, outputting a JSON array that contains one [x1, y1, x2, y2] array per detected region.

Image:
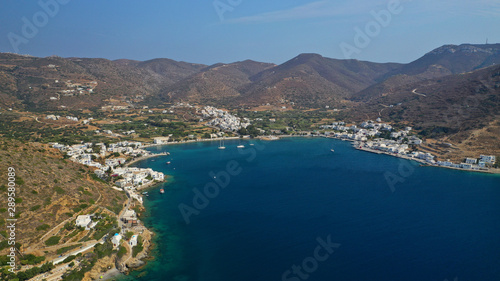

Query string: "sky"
[[0, 0, 499, 65]]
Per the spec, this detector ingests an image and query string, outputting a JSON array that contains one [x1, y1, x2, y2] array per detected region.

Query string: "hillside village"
[[201, 106, 251, 132], [320, 119, 497, 172], [51, 141, 165, 194]]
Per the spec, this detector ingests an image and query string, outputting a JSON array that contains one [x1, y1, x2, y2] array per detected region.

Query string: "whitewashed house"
[[480, 155, 496, 164], [76, 215, 92, 229], [465, 158, 477, 164], [130, 235, 138, 247], [111, 233, 122, 248], [460, 163, 473, 169]]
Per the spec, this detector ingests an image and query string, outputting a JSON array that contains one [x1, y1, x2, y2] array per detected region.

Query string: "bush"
[[36, 224, 50, 231], [124, 231, 134, 240], [45, 236, 61, 246], [30, 205, 41, 211], [62, 255, 76, 263], [117, 245, 127, 259], [57, 244, 81, 255], [19, 254, 45, 265], [54, 186, 66, 194], [132, 236, 143, 257], [64, 222, 75, 231]]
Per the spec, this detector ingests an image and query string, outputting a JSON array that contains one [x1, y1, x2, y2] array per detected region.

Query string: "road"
[[52, 239, 104, 265], [412, 88, 427, 97]]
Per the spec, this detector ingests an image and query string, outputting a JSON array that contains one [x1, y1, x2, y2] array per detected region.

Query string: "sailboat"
[[237, 140, 244, 148], [218, 139, 226, 150]]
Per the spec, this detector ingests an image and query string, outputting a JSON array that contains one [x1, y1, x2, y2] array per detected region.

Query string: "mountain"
[[351, 64, 500, 135], [352, 44, 500, 102], [1, 43, 499, 111], [160, 60, 275, 106], [384, 43, 500, 79], [0, 53, 206, 110], [234, 53, 402, 108]]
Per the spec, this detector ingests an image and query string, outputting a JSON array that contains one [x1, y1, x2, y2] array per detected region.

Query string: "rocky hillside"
[[351, 64, 500, 137], [160, 60, 276, 106], [0, 53, 205, 111], [0, 139, 126, 249], [1, 43, 499, 111]]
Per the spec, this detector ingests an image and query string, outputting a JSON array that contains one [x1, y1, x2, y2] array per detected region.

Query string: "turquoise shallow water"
[[118, 137, 500, 281]]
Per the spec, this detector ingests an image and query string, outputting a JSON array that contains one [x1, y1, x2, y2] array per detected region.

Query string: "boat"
[[142, 192, 148, 195], [166, 161, 171, 165], [218, 139, 226, 150], [331, 149, 335, 152], [160, 188, 164, 194], [237, 145, 245, 148], [250, 143, 254, 146]]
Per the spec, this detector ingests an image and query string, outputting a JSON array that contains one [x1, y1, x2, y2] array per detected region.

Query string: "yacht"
[[218, 139, 226, 150], [237, 141, 245, 148]]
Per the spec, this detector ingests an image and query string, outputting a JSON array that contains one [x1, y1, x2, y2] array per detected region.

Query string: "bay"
[[118, 137, 500, 281]]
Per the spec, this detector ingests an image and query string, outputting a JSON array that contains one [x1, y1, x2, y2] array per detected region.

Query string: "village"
[[200, 105, 251, 132], [320, 119, 497, 172]]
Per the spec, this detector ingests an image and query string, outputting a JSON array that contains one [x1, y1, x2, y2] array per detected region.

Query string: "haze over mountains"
[[0, 43, 499, 116]]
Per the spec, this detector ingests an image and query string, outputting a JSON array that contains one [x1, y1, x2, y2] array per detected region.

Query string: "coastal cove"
[[118, 137, 500, 281]]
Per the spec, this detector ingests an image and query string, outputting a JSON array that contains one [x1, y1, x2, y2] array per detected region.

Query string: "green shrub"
[[117, 245, 127, 259], [45, 236, 61, 246], [62, 255, 76, 263], [54, 186, 66, 194], [36, 224, 50, 231], [57, 244, 81, 255], [30, 205, 41, 211]]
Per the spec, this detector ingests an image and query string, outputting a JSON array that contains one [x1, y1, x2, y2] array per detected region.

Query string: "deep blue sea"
[[118, 137, 500, 281]]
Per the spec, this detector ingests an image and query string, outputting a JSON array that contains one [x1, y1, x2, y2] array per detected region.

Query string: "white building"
[[75, 215, 92, 229], [460, 163, 473, 169], [111, 233, 122, 248], [465, 158, 477, 164], [129, 235, 138, 247], [154, 137, 170, 144], [480, 155, 496, 164]]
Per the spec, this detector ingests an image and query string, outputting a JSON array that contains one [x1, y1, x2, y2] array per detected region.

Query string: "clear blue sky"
[[1, 0, 499, 65]]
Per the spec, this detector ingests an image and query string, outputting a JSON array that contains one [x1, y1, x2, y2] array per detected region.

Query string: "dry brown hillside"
[[0, 139, 126, 249]]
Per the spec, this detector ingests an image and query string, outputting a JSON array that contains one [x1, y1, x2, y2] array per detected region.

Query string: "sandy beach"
[[99, 268, 122, 280]]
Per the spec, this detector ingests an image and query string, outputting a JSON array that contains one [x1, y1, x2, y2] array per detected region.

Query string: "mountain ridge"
[[0, 43, 499, 111]]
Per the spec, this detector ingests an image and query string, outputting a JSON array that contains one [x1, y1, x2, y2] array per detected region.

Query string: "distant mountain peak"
[[427, 43, 499, 56], [294, 53, 324, 60]]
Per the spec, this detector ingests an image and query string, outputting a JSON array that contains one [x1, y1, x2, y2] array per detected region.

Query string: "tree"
[[124, 231, 134, 240]]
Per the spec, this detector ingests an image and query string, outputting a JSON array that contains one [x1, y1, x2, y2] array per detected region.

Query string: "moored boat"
[[218, 139, 226, 150]]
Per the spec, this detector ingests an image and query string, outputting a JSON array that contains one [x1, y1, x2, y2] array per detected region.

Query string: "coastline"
[[125, 152, 169, 167], [353, 144, 500, 175], [143, 136, 241, 149], [99, 136, 497, 280]]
